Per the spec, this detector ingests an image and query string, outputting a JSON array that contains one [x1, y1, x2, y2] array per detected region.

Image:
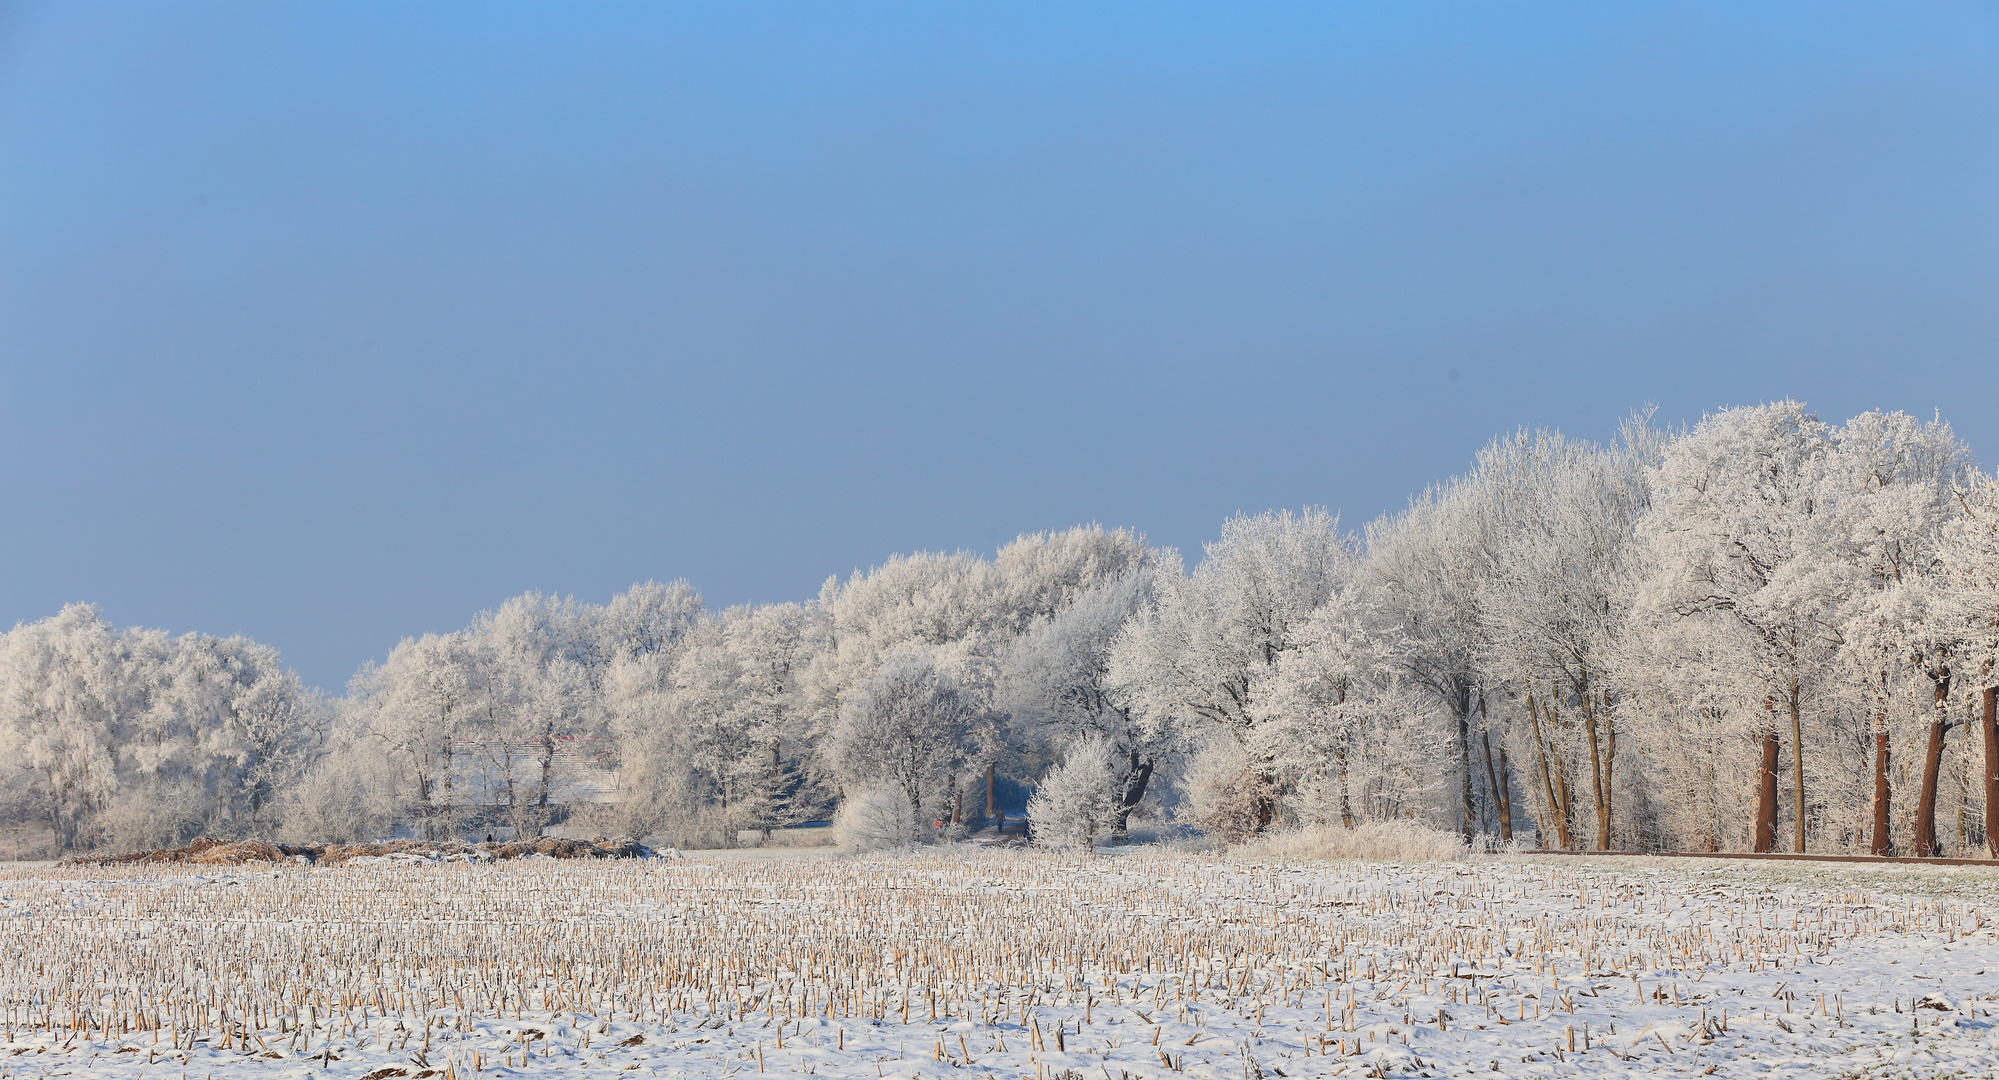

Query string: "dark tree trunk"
[[1788, 681, 1806, 853], [1111, 754, 1154, 841], [536, 729, 556, 806], [1335, 745, 1355, 829], [1870, 709, 1894, 856], [532, 726, 558, 838], [985, 761, 997, 826], [1332, 680, 1355, 828], [1983, 684, 1999, 860], [1602, 714, 1616, 847], [1753, 702, 1780, 854], [1253, 765, 1279, 833], [1457, 683, 1475, 844], [1915, 669, 1951, 858], [1527, 693, 1570, 850], [1582, 694, 1611, 851], [442, 742, 457, 843], [1476, 697, 1512, 843], [1479, 726, 1505, 841]]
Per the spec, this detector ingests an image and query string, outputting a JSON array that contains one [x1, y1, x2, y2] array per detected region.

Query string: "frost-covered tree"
[[346, 632, 474, 840], [1267, 584, 1450, 830], [716, 602, 821, 838], [991, 525, 1156, 634], [0, 605, 137, 849], [1825, 411, 1970, 855], [1364, 484, 1492, 842], [462, 593, 604, 836], [602, 580, 705, 662], [1470, 423, 1652, 850], [645, 601, 821, 842], [1000, 566, 1164, 839], [828, 648, 971, 820], [1629, 402, 1842, 853], [811, 527, 1150, 828], [599, 582, 709, 840], [1026, 734, 1118, 851], [1107, 509, 1349, 834], [1934, 469, 1999, 857], [152, 633, 328, 838]]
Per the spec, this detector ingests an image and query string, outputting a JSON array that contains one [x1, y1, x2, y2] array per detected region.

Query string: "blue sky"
[[4, 3, 1997, 690]]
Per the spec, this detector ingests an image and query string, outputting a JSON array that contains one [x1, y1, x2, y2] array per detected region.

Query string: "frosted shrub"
[[1177, 741, 1278, 843], [1026, 735, 1117, 851], [833, 782, 919, 851]]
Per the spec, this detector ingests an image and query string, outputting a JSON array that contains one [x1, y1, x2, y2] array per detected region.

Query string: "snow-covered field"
[[5, 851, 1998, 1079]]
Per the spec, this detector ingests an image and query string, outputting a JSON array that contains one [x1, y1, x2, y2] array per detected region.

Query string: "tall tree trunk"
[[1701, 761, 1720, 852], [1915, 668, 1951, 858], [1788, 680, 1806, 853], [1602, 709, 1616, 848], [1112, 754, 1154, 842], [1479, 725, 1509, 842], [1753, 699, 1780, 853], [1871, 707, 1894, 856], [1496, 746, 1514, 844], [985, 761, 997, 829], [760, 738, 784, 843], [1527, 693, 1570, 849], [1456, 683, 1475, 844], [1982, 683, 1998, 860], [1581, 691, 1611, 851], [1334, 743, 1355, 829], [442, 742, 456, 843], [1555, 763, 1575, 849], [536, 730, 556, 807]]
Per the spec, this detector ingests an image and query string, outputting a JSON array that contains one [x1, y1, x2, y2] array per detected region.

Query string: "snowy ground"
[[3, 850, 1997, 1079]]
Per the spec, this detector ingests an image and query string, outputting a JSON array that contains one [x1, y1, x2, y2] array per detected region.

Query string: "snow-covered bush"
[[833, 782, 919, 851], [1026, 735, 1117, 851]]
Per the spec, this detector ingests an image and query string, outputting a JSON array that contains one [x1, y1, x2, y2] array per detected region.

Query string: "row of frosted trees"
[[1113, 403, 1998, 858], [4, 400, 1997, 856]]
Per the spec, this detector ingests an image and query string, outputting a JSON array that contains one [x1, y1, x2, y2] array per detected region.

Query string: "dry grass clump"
[[1229, 820, 1470, 863]]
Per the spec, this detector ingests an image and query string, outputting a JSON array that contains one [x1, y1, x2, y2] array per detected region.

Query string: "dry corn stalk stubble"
[[2, 850, 1996, 1077]]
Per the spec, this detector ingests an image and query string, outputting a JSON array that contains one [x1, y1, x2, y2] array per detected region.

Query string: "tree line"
[[4, 400, 1997, 857]]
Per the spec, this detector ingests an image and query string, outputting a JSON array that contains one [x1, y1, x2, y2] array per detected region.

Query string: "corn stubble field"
[[5, 851, 1999, 1080]]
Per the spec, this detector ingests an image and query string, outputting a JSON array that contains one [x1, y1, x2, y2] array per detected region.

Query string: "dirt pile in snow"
[[477, 836, 654, 860], [64, 836, 659, 866], [61, 837, 319, 866]]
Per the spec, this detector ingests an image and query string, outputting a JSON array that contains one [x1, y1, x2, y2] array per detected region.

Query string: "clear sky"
[[3, 3, 1997, 691]]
